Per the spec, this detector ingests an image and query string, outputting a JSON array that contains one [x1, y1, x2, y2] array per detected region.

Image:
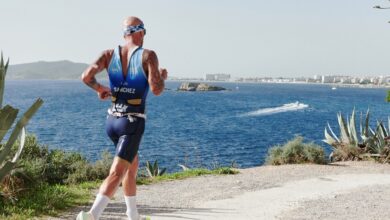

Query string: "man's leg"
[[88, 157, 130, 220], [100, 157, 131, 196], [123, 155, 139, 195], [122, 155, 140, 220]]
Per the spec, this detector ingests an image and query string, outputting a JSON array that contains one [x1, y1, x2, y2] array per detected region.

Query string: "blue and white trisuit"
[[105, 46, 149, 163]]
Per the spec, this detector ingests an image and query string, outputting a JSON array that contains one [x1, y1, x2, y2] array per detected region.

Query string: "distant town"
[[169, 73, 390, 87], [5, 60, 390, 87]]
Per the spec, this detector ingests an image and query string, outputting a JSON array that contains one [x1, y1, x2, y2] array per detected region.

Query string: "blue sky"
[[1, 0, 390, 77]]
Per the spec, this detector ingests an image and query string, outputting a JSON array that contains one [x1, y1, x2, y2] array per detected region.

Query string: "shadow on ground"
[[52, 203, 228, 220]]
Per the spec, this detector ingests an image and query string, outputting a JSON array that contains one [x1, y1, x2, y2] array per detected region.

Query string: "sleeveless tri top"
[[107, 46, 149, 114]]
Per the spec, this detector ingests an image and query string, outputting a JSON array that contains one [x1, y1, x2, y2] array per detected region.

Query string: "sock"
[[125, 195, 139, 220], [89, 193, 110, 220]]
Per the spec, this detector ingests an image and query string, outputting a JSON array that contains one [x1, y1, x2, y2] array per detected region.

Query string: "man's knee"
[[108, 157, 131, 179], [107, 168, 127, 183]]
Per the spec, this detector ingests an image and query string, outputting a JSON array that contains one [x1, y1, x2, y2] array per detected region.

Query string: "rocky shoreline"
[[177, 82, 227, 91]]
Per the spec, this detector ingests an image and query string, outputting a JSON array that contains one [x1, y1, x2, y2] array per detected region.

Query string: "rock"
[[178, 82, 199, 91], [177, 82, 226, 91]]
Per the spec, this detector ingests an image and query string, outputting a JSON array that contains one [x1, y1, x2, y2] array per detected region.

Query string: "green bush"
[[66, 151, 112, 184], [3, 134, 112, 195], [88, 150, 112, 180], [331, 144, 363, 162], [304, 142, 328, 164], [17, 135, 49, 160], [266, 136, 326, 165], [1, 134, 112, 218], [46, 150, 77, 184], [19, 135, 111, 184], [21, 158, 46, 183], [0, 182, 94, 218]]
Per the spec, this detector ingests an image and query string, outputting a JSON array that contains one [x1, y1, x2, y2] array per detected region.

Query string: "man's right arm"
[[144, 50, 166, 96], [81, 50, 112, 99]]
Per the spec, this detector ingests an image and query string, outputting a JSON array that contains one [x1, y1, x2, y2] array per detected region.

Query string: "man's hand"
[[159, 68, 168, 80], [97, 85, 112, 100]]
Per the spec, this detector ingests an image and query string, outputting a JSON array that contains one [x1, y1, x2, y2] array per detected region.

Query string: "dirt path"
[[53, 161, 390, 220]]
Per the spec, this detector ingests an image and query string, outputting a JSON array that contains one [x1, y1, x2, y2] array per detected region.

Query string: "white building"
[[382, 76, 390, 84], [205, 74, 215, 81], [321, 75, 334, 83], [340, 78, 352, 84], [205, 73, 231, 81], [293, 77, 306, 82]]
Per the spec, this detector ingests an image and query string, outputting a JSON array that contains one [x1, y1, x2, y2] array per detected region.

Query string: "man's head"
[[123, 16, 146, 46]]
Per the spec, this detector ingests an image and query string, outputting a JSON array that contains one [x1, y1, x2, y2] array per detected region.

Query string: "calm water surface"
[[4, 80, 389, 171]]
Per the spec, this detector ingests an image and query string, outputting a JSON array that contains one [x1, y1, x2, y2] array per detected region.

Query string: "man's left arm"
[[143, 50, 167, 96]]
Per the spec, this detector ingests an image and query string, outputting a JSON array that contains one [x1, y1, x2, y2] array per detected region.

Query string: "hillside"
[[6, 60, 107, 80]]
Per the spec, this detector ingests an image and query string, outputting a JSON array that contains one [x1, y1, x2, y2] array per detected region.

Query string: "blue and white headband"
[[123, 23, 146, 36]]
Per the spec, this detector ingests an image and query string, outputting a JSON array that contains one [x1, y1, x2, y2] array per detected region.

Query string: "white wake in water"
[[243, 102, 309, 117]]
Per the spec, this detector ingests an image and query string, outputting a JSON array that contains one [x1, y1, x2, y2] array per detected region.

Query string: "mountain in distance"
[[6, 60, 107, 80]]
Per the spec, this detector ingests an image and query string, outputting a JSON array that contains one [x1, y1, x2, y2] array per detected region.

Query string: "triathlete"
[[77, 16, 167, 220]]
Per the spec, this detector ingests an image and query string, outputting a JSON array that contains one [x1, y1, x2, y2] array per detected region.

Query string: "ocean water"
[[3, 80, 389, 171]]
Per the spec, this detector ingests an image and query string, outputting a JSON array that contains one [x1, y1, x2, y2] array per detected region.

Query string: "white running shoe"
[[76, 211, 94, 220]]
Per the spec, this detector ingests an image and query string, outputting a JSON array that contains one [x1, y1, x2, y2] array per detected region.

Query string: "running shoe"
[[76, 211, 94, 220]]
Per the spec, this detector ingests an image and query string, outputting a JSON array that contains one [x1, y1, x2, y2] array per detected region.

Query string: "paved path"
[[56, 162, 390, 220], [149, 174, 390, 220]]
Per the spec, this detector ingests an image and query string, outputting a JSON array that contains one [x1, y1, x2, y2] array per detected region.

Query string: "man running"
[[77, 16, 167, 220]]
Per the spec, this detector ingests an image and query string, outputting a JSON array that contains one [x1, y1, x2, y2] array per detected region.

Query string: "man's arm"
[[144, 50, 166, 96], [81, 51, 112, 99]]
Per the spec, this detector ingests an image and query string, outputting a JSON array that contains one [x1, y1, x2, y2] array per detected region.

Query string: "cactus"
[[0, 53, 43, 182], [145, 160, 166, 177]]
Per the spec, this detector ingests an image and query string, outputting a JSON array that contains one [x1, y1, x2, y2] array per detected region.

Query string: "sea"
[[3, 80, 389, 172]]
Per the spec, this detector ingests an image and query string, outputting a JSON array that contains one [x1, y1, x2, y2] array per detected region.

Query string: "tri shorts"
[[105, 114, 145, 163]]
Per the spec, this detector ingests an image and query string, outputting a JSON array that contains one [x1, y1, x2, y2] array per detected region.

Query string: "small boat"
[[331, 86, 337, 90]]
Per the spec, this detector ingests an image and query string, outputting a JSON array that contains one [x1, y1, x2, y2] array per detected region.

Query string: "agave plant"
[[365, 119, 390, 155], [145, 160, 166, 177], [178, 164, 190, 171], [324, 109, 390, 161], [323, 109, 361, 148], [0, 53, 43, 182]]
